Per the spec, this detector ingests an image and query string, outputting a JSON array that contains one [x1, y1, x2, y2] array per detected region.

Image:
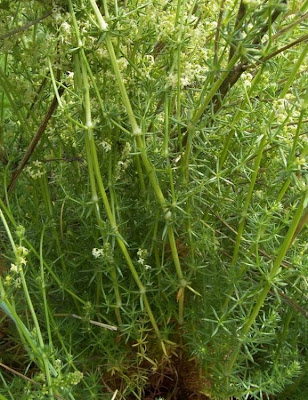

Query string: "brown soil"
[[103, 352, 211, 400], [142, 356, 211, 400]]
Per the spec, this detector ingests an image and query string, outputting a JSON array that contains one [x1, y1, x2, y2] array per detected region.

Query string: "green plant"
[[0, 0, 307, 399]]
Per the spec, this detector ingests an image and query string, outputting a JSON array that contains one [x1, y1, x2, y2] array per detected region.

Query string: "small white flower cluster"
[[273, 94, 300, 125], [137, 248, 151, 270], [143, 54, 154, 66], [10, 264, 18, 273], [122, 142, 132, 157], [66, 71, 74, 85], [52, 4, 63, 23], [10, 246, 29, 274], [116, 159, 130, 176], [16, 245, 28, 258], [206, 21, 217, 31], [270, 202, 283, 214], [241, 72, 254, 89], [273, 99, 288, 124], [59, 125, 78, 148], [60, 21, 71, 34], [166, 60, 208, 90], [68, 370, 84, 385], [55, 359, 62, 371], [166, 73, 178, 89], [294, 157, 306, 167], [117, 57, 129, 71], [99, 140, 112, 152], [96, 47, 109, 61], [92, 248, 104, 258], [156, 10, 176, 40], [25, 160, 46, 179], [59, 19, 73, 44], [280, 123, 297, 146], [156, 112, 165, 124], [92, 243, 114, 263]]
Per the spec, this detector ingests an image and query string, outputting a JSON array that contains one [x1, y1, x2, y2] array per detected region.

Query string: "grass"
[[0, 0, 308, 399]]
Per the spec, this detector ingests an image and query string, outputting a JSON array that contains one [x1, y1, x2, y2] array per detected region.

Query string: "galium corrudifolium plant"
[[0, 0, 307, 399]]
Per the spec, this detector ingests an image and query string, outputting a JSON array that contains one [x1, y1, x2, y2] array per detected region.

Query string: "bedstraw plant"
[[0, 0, 307, 399]]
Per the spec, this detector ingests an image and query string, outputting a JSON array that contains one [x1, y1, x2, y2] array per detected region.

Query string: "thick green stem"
[[78, 49, 161, 338], [70, 3, 123, 324], [87, 0, 186, 323]]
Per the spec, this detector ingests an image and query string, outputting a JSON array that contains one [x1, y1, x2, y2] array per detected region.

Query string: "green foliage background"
[[0, 0, 307, 399]]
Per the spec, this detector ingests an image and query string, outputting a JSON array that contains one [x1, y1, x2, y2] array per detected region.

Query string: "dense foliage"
[[0, 0, 307, 399]]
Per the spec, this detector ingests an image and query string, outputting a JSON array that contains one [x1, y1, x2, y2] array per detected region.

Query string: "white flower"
[[144, 54, 154, 65], [10, 263, 18, 273], [295, 157, 306, 166], [273, 99, 288, 123], [165, 73, 177, 89], [100, 140, 111, 152], [101, 21, 108, 32], [118, 57, 128, 71], [61, 22, 71, 34], [14, 277, 21, 288], [33, 160, 43, 168], [26, 161, 46, 179], [18, 257, 27, 266], [137, 248, 148, 265], [16, 246, 29, 257], [67, 71, 74, 84], [208, 21, 217, 30], [242, 72, 253, 88], [122, 142, 131, 156], [92, 248, 104, 258]]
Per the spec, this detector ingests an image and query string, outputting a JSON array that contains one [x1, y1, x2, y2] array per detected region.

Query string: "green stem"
[[78, 49, 161, 338], [0, 210, 54, 394], [87, 0, 186, 323], [71, 4, 123, 324], [39, 226, 54, 356]]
